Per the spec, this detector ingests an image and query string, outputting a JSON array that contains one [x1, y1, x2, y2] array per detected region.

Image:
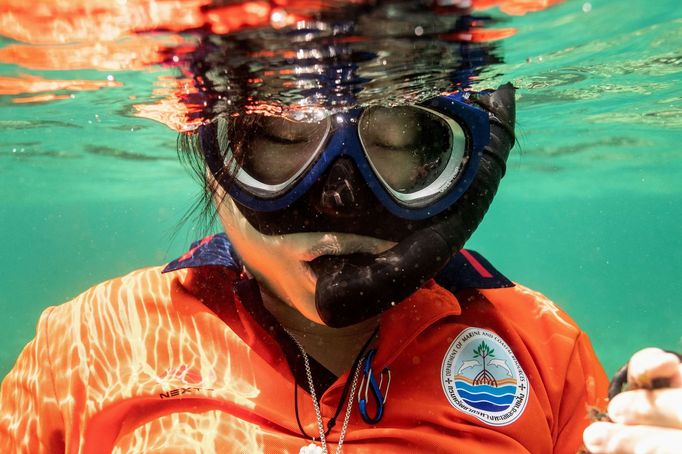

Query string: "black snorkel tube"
[[315, 83, 516, 327]]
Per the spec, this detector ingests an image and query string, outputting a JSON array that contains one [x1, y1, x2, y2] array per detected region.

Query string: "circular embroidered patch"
[[441, 327, 529, 426]]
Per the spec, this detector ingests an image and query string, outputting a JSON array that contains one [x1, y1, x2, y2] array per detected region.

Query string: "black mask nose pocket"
[[316, 157, 367, 216]]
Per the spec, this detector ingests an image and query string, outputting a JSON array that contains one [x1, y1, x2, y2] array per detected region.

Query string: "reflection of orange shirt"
[[0, 242, 607, 453]]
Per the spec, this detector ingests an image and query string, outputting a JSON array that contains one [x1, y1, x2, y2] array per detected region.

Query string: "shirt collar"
[[163, 233, 241, 274]]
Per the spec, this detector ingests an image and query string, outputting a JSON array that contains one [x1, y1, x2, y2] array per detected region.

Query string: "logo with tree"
[[471, 341, 499, 386], [441, 328, 529, 426]]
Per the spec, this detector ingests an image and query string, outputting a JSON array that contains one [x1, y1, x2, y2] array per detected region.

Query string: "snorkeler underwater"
[[1, 0, 680, 453]]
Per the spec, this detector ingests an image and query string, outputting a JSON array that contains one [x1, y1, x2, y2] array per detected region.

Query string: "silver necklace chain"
[[286, 329, 362, 454]]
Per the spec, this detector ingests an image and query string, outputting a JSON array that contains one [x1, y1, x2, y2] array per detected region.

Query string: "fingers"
[[584, 421, 682, 454], [608, 387, 682, 428], [586, 349, 682, 453], [628, 348, 682, 389]]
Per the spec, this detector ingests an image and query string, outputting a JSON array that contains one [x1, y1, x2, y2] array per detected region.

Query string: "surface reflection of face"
[[214, 185, 396, 324]]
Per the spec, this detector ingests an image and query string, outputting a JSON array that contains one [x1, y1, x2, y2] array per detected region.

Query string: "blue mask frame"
[[201, 92, 491, 221]]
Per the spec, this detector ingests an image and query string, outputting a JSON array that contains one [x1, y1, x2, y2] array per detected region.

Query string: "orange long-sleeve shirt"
[[0, 235, 608, 453]]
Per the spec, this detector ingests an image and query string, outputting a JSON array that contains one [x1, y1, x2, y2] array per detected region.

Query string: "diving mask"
[[201, 92, 489, 221]]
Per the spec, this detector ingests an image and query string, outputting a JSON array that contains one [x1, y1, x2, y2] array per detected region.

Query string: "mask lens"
[[359, 106, 467, 206], [223, 114, 331, 195]]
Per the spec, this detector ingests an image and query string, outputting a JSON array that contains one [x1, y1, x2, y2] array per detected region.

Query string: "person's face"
[[208, 84, 514, 326]]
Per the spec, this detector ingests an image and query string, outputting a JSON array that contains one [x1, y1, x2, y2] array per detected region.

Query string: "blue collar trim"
[[435, 249, 514, 292], [163, 233, 513, 291], [163, 233, 241, 273]]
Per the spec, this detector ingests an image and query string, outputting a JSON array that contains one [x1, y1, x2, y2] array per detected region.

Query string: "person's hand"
[[583, 348, 682, 453]]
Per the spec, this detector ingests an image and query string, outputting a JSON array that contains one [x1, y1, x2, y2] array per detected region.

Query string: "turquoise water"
[[1, 0, 680, 379]]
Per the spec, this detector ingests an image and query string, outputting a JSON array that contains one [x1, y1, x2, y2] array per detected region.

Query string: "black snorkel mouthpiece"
[[315, 83, 516, 328]]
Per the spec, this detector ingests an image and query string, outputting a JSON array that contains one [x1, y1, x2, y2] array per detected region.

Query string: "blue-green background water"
[[1, 0, 680, 378]]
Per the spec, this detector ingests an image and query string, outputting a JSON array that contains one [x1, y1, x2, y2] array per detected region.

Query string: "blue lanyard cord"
[[292, 326, 379, 438], [358, 349, 391, 425]]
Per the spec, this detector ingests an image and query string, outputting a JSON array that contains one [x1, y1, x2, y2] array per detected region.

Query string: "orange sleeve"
[[553, 331, 609, 454], [0, 306, 65, 454]]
